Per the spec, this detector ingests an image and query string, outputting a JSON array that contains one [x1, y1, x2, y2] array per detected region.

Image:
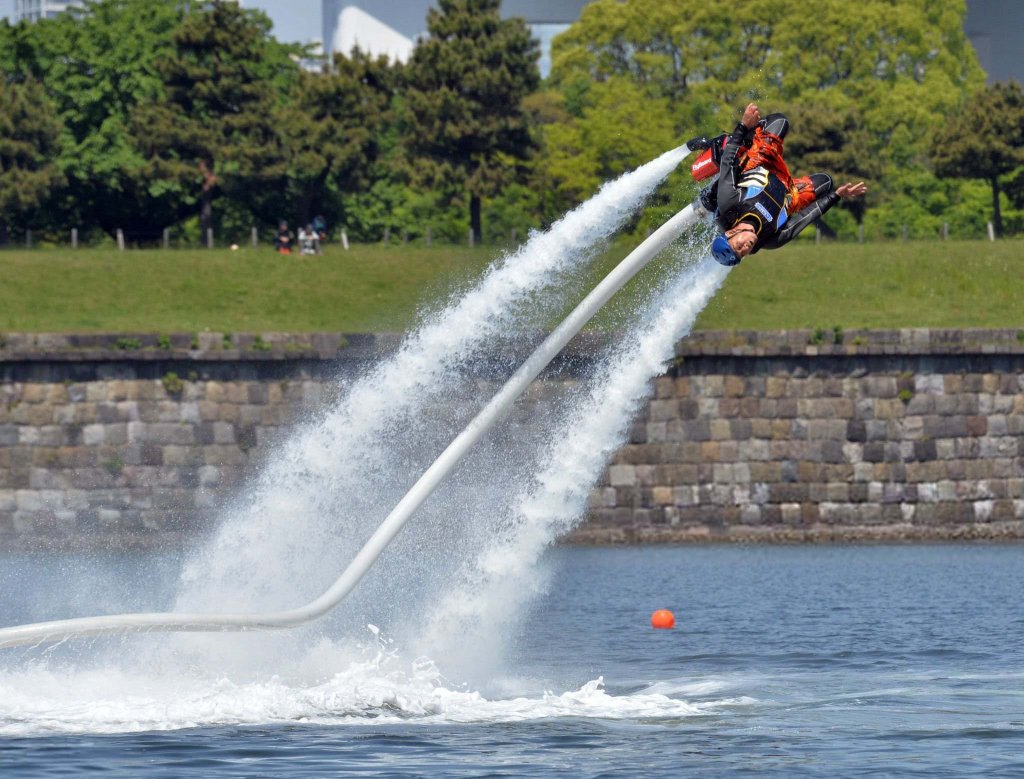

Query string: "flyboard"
[[0, 148, 711, 650]]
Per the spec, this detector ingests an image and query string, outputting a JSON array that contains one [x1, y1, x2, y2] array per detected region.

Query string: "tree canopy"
[[133, 1, 296, 239], [0, 0, 1016, 245], [931, 81, 1024, 236], [403, 0, 540, 241], [549, 0, 987, 232], [0, 78, 63, 234], [280, 50, 394, 227]]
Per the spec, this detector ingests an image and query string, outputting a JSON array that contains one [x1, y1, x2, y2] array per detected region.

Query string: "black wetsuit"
[[698, 118, 840, 254]]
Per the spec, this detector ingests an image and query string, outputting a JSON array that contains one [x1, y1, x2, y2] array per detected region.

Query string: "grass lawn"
[[0, 239, 1021, 333]]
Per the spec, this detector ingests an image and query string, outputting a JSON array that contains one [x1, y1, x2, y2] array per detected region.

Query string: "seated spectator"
[[298, 224, 319, 256], [275, 221, 293, 255]]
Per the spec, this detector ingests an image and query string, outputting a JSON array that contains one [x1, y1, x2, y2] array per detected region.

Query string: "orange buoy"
[[650, 609, 675, 629]]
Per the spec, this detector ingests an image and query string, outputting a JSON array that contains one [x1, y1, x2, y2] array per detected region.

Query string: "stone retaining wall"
[[572, 328, 1024, 543], [1, 329, 1023, 548]]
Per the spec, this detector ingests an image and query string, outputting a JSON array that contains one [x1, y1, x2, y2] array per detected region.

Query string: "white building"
[[332, 5, 414, 64], [13, 0, 83, 23], [321, 0, 590, 75]]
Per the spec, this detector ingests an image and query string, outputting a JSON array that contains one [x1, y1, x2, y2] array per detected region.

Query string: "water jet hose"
[[0, 184, 706, 650]]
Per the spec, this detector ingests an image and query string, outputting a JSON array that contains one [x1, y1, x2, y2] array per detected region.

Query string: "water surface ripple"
[[2, 545, 1022, 776]]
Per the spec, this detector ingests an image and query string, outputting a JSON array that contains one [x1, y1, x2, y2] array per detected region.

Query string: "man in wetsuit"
[[688, 103, 867, 266]]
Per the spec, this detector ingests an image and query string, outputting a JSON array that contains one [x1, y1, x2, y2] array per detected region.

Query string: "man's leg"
[[759, 113, 790, 140], [743, 116, 792, 187], [788, 173, 833, 214]]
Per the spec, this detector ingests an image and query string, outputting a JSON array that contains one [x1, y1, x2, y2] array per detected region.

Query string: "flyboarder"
[[687, 103, 867, 266]]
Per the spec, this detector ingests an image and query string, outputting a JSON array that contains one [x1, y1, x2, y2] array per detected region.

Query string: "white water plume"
[[0, 153, 747, 736], [173, 147, 689, 617], [417, 249, 730, 675]]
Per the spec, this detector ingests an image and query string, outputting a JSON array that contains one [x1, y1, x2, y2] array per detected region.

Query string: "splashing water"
[[174, 147, 690, 619], [415, 237, 728, 676], [0, 149, 745, 736]]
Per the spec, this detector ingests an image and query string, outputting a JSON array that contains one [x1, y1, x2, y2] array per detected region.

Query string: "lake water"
[[1, 544, 1023, 776]]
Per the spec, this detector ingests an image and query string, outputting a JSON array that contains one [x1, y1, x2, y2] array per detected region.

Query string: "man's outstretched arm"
[[763, 182, 867, 250]]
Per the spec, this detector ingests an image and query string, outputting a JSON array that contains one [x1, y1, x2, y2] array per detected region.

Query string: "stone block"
[[697, 398, 718, 417], [915, 374, 944, 394], [724, 376, 745, 397], [608, 465, 637, 487], [698, 376, 724, 397], [718, 398, 741, 418], [716, 440, 738, 462], [965, 416, 987, 436], [205, 382, 226, 403], [710, 419, 731, 441], [992, 459, 1015, 479], [935, 480, 957, 502], [673, 486, 698, 507], [739, 505, 761, 524], [235, 407, 260, 425], [964, 460, 994, 481], [652, 486, 673, 505], [807, 419, 847, 440], [865, 376, 897, 398], [15, 490, 45, 512], [852, 462, 872, 482], [957, 395, 981, 415], [52, 405, 75, 425], [748, 462, 781, 483], [780, 503, 802, 525], [195, 401, 219, 422], [648, 399, 678, 422], [875, 398, 905, 420], [213, 422, 236, 445], [21, 384, 47, 404], [846, 420, 866, 442], [36, 426, 66, 447], [635, 465, 657, 486], [900, 416, 925, 440], [980, 437, 1018, 458]]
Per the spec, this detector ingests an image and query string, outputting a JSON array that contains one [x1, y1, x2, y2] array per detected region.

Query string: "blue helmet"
[[711, 234, 741, 266]]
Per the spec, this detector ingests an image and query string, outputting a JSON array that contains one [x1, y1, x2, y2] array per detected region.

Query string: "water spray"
[[0, 162, 708, 651]]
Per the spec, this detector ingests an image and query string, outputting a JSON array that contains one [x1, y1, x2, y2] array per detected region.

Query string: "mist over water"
[[0, 147, 739, 735]]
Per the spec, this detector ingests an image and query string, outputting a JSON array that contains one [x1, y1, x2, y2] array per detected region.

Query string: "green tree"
[[404, 0, 539, 242], [1, 0, 187, 240], [538, 77, 676, 209], [133, 1, 297, 240], [782, 101, 882, 226], [0, 78, 64, 236], [280, 50, 394, 227], [931, 81, 1024, 236], [549, 0, 984, 223]]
